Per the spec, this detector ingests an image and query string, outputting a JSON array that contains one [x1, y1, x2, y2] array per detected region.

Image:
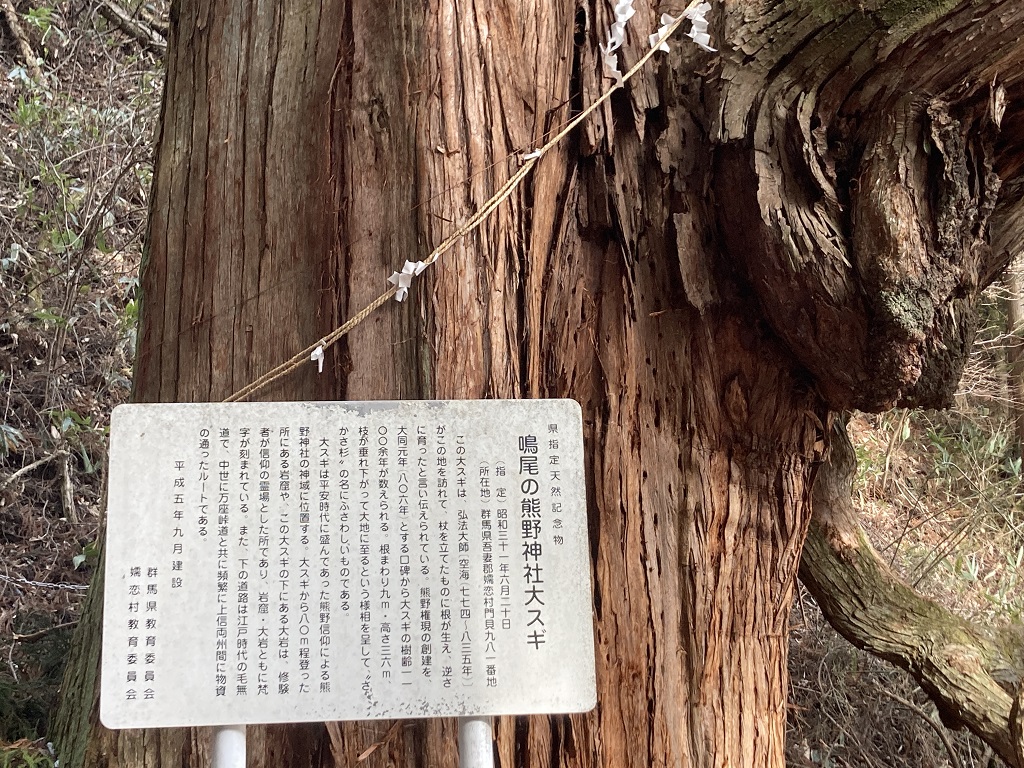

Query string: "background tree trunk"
[[52, 1, 1024, 767]]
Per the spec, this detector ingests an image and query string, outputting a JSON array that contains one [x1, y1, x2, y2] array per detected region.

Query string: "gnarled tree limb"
[[714, 2, 1024, 412], [801, 417, 1024, 767]]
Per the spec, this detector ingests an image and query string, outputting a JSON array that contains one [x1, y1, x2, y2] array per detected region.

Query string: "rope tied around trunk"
[[223, 2, 712, 402]]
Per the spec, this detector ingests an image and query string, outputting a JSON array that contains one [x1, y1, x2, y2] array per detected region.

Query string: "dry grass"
[[788, 283, 1024, 768], [787, 587, 999, 768]]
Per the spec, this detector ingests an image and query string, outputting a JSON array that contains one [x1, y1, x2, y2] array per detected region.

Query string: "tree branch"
[[877, 688, 964, 768], [801, 417, 1024, 767], [0, 449, 68, 492], [97, 0, 166, 53], [0, 0, 43, 81], [13, 621, 79, 643]]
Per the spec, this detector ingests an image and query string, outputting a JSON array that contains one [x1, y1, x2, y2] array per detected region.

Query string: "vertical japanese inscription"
[[377, 426, 392, 682], [278, 427, 291, 694], [454, 430, 474, 686], [215, 427, 230, 697], [103, 400, 593, 728], [318, 435, 332, 693], [416, 425, 433, 681], [519, 435, 546, 649], [297, 426, 312, 694], [479, 460, 499, 687], [197, 429, 210, 537], [257, 427, 271, 695], [495, 463, 511, 631], [396, 426, 413, 681], [237, 427, 251, 697], [548, 423, 565, 546], [123, 563, 158, 702], [338, 426, 351, 617], [171, 459, 185, 589], [434, 425, 453, 689], [358, 426, 372, 699]]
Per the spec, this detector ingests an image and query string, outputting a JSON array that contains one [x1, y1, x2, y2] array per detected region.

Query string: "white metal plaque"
[[101, 400, 595, 728]]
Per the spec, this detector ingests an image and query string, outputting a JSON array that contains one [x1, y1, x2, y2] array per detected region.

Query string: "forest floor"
[[1, 3, 1023, 768]]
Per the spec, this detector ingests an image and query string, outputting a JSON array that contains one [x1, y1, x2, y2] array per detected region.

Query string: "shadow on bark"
[[800, 417, 1024, 768]]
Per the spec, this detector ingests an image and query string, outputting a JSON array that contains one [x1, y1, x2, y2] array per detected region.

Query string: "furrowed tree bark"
[[52, 0, 1024, 767], [801, 418, 1024, 768]]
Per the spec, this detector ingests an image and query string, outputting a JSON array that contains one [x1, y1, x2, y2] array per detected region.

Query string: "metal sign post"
[[212, 726, 246, 768], [212, 721, 492, 768], [458, 717, 494, 768]]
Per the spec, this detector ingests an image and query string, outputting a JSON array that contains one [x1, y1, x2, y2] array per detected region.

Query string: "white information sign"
[[101, 400, 595, 728]]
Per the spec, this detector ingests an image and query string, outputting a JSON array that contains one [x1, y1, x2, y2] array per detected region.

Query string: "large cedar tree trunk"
[[53, 1, 1024, 767]]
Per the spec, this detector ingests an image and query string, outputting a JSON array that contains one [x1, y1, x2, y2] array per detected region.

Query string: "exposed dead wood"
[[0, 0, 43, 81], [59, 449, 77, 524], [97, 0, 165, 53], [801, 418, 1024, 768], [715, 2, 1024, 412], [0, 449, 68, 492]]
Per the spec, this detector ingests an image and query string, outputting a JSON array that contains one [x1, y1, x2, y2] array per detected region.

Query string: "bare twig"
[[877, 688, 964, 768], [7, 638, 18, 682], [881, 408, 909, 492], [13, 620, 78, 642], [97, 0, 166, 52], [46, 148, 145, 406], [819, 707, 884, 768], [0, 0, 43, 81], [60, 449, 78, 523], [0, 449, 68, 492]]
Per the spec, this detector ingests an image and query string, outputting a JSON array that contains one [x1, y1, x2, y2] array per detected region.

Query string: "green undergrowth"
[[1, 0, 163, 751], [0, 746, 55, 768], [795, 284, 1024, 767]]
